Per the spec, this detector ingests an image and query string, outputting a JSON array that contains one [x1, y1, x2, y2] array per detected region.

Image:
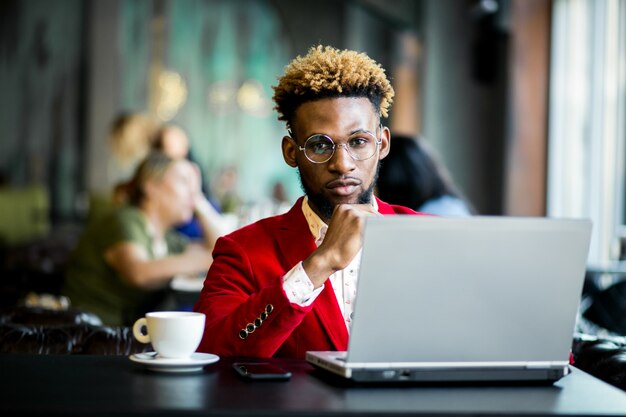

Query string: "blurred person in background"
[[151, 123, 223, 238], [151, 123, 190, 160], [108, 112, 160, 192], [376, 135, 473, 216], [211, 165, 242, 214], [63, 152, 224, 326]]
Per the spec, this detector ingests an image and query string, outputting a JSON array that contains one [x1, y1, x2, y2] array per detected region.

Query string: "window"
[[548, 0, 626, 264]]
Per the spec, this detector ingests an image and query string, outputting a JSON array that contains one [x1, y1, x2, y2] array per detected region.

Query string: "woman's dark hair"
[[377, 135, 465, 211]]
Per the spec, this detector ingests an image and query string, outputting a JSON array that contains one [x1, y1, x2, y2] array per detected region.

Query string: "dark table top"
[[3, 354, 626, 416]]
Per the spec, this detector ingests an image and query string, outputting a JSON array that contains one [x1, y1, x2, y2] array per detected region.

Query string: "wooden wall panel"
[[504, 0, 552, 216]]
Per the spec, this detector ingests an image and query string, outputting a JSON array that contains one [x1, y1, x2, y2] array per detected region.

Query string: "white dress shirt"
[[282, 197, 376, 332]]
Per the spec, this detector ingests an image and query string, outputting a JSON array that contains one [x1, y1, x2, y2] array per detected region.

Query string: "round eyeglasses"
[[291, 130, 383, 164]]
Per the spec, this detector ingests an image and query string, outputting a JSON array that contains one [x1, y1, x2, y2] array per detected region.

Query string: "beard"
[[297, 163, 380, 222]]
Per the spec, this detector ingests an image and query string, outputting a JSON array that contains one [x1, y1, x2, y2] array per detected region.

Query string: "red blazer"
[[194, 196, 419, 359]]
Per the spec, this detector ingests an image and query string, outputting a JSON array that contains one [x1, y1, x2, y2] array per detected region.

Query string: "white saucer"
[[129, 352, 220, 373]]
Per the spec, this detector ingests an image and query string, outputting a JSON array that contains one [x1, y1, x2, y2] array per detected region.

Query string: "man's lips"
[[326, 178, 361, 196]]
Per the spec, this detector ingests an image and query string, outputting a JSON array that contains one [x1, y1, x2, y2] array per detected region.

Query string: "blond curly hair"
[[272, 45, 394, 126]]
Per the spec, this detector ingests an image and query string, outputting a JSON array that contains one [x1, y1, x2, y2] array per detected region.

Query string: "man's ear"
[[378, 126, 391, 160], [282, 136, 298, 167]]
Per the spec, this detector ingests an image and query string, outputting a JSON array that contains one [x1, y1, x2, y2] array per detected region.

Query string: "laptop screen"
[[346, 216, 592, 364]]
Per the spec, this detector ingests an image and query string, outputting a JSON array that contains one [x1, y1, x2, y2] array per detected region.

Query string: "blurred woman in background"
[[63, 152, 224, 326], [150, 123, 223, 238], [377, 135, 473, 216]]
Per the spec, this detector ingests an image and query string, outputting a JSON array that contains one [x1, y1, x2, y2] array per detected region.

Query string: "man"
[[194, 45, 422, 358]]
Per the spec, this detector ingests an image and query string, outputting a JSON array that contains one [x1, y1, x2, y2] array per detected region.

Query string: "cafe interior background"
[[0, 0, 624, 332]]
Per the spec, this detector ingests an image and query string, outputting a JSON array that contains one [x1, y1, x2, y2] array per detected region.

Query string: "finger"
[[349, 203, 380, 215]]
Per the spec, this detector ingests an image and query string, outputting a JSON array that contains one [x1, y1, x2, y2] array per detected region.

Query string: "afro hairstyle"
[[272, 45, 394, 127]]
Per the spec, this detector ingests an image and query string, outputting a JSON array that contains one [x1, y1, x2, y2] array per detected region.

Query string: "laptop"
[[306, 216, 592, 383]]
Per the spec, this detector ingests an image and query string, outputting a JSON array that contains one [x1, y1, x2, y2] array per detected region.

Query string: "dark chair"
[[0, 306, 151, 355], [572, 334, 626, 391]]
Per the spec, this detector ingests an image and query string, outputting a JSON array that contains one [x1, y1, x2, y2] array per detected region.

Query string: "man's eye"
[[308, 141, 334, 154], [348, 137, 369, 148]]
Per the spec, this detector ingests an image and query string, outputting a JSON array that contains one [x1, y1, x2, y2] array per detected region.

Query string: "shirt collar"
[[302, 196, 327, 246]]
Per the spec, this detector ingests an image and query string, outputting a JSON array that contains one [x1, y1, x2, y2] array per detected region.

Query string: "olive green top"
[[63, 206, 188, 326]]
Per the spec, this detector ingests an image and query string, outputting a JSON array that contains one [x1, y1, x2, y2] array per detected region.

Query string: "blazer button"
[[246, 323, 256, 333], [239, 329, 248, 340], [254, 318, 262, 327], [260, 312, 268, 321], [265, 304, 274, 314]]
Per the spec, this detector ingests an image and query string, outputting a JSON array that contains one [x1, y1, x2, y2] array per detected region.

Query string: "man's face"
[[282, 97, 390, 221]]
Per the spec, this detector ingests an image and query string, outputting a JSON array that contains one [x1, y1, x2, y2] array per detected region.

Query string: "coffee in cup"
[[133, 311, 205, 359]]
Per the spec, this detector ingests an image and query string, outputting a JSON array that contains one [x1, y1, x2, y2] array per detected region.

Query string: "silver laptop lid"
[[346, 216, 592, 364]]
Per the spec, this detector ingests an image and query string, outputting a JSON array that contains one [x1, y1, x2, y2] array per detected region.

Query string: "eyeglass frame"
[[288, 124, 384, 164]]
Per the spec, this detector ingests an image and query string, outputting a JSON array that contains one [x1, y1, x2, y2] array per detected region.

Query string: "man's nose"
[[327, 144, 356, 172]]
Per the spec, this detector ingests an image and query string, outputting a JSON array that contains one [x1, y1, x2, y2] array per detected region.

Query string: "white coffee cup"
[[132, 311, 205, 359]]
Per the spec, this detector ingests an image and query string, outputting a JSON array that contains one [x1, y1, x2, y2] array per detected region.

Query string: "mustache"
[[325, 177, 362, 188]]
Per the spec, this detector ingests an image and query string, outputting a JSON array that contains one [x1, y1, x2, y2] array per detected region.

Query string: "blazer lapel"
[[376, 196, 397, 214], [272, 197, 349, 350], [274, 198, 317, 269]]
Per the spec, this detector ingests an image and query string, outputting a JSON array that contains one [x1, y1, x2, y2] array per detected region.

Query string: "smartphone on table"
[[232, 362, 292, 380]]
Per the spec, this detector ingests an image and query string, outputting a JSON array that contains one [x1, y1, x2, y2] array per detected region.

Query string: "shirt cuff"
[[282, 262, 324, 307]]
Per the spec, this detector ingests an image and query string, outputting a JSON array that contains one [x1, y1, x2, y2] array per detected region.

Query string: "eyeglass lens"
[[303, 132, 378, 163]]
